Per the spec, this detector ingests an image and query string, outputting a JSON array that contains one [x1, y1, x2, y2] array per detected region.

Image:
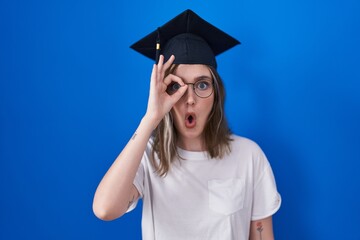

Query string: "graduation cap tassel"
[[155, 28, 161, 64]]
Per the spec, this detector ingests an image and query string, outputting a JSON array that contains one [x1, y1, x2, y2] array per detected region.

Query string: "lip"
[[185, 113, 196, 128]]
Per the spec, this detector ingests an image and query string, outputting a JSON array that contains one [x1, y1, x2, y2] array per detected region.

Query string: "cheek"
[[170, 108, 182, 128], [203, 97, 215, 116]]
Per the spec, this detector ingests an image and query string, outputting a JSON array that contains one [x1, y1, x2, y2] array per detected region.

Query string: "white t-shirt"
[[128, 135, 281, 240]]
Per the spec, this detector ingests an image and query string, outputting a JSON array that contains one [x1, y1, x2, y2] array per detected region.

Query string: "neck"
[[177, 135, 206, 151]]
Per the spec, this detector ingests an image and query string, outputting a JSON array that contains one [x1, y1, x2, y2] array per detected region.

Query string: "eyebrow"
[[178, 75, 212, 84], [194, 75, 212, 81], [183, 75, 212, 84]]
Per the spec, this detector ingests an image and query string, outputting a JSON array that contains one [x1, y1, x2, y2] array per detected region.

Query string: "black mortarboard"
[[130, 9, 240, 68]]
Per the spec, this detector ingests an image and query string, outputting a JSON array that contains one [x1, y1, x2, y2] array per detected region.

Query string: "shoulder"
[[228, 134, 269, 167], [229, 134, 263, 153]]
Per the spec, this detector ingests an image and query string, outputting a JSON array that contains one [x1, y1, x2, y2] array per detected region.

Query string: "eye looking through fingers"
[[166, 82, 181, 95]]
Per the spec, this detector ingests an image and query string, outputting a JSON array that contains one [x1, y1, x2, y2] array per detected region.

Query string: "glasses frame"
[[168, 79, 214, 98]]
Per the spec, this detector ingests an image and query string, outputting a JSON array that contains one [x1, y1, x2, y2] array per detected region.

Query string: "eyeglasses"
[[166, 79, 214, 98]]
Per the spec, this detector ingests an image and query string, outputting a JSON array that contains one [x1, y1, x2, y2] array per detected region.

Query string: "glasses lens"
[[194, 80, 213, 98], [166, 80, 214, 98]]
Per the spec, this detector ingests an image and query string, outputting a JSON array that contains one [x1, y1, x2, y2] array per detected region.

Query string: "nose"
[[185, 86, 196, 105]]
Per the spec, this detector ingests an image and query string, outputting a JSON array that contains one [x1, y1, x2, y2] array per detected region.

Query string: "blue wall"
[[1, 0, 359, 239]]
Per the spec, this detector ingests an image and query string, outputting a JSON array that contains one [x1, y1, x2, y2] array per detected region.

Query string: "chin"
[[180, 127, 204, 139]]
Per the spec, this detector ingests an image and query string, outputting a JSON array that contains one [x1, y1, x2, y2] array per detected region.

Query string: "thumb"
[[169, 84, 188, 104]]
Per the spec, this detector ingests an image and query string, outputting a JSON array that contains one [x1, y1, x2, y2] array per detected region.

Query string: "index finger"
[[162, 55, 175, 72]]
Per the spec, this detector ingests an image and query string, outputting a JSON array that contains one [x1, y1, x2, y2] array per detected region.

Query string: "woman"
[[93, 10, 281, 240]]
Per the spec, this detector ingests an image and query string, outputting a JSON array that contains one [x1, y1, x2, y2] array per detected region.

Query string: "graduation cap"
[[130, 9, 240, 69]]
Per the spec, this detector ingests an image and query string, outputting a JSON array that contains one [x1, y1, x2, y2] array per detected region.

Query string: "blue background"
[[1, 0, 359, 239]]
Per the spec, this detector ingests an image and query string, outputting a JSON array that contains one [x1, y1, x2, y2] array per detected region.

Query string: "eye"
[[195, 81, 210, 91], [166, 82, 181, 95]]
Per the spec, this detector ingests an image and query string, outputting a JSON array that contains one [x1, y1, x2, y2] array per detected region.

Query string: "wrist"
[[142, 113, 162, 130]]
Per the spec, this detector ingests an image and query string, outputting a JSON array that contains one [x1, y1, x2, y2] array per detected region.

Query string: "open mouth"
[[185, 113, 196, 128], [188, 115, 194, 123]]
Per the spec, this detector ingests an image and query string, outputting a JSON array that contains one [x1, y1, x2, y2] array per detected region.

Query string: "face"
[[170, 64, 215, 150]]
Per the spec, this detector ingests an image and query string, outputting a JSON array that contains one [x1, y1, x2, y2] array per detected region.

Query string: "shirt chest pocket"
[[208, 178, 245, 215]]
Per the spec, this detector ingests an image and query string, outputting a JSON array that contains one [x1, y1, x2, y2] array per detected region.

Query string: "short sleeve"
[[251, 150, 281, 221]]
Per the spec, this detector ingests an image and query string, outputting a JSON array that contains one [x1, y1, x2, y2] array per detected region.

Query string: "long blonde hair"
[[151, 65, 232, 176]]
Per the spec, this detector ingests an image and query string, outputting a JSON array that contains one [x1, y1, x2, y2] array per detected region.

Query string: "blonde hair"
[[151, 65, 232, 176]]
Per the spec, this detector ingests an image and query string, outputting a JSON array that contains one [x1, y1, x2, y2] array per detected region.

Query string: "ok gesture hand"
[[145, 55, 188, 128]]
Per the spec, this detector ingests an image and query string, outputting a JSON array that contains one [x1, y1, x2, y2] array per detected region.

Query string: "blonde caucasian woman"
[[93, 9, 281, 240]]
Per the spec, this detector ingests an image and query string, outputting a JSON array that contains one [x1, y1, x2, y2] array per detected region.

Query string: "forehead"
[[174, 64, 212, 81]]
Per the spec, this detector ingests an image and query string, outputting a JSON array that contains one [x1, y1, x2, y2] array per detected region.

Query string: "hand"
[[145, 55, 188, 127]]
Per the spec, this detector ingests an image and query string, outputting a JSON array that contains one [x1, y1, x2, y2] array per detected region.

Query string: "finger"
[[163, 55, 175, 71], [150, 64, 157, 87], [169, 84, 188, 104], [163, 73, 183, 86], [156, 55, 165, 83], [157, 54, 164, 66], [156, 55, 164, 73]]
